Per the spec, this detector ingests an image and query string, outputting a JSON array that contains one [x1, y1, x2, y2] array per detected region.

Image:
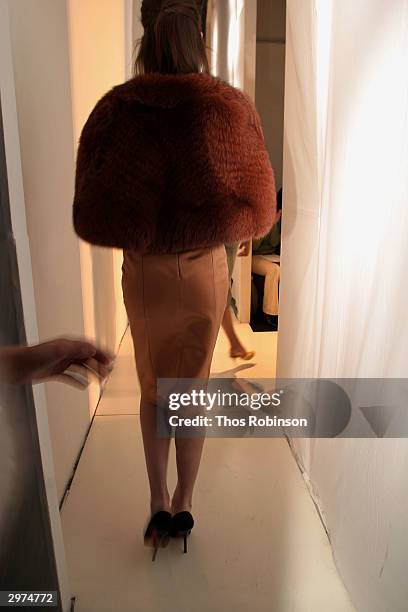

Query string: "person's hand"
[[237, 240, 251, 257], [0, 339, 114, 385]]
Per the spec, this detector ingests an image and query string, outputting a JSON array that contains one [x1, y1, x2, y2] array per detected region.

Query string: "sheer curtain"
[[277, 1, 408, 610]]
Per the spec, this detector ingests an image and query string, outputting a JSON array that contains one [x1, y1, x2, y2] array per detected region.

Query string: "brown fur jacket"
[[73, 72, 276, 254]]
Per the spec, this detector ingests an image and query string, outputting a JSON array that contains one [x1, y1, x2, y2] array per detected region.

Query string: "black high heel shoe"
[[144, 511, 171, 561], [170, 511, 194, 553]]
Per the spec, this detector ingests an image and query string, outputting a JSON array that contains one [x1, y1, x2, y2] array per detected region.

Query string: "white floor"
[[61, 325, 356, 612]]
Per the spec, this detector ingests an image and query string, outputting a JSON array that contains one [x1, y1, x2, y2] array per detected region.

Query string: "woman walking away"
[[73, 0, 276, 560]]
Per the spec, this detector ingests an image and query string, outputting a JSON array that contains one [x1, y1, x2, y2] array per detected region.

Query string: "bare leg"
[[172, 435, 205, 514], [140, 397, 171, 514], [222, 304, 248, 355]]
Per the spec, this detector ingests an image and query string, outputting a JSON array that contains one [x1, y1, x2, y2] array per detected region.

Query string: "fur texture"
[[73, 72, 276, 253]]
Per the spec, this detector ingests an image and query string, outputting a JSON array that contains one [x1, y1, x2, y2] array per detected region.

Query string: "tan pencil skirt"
[[121, 245, 229, 405]]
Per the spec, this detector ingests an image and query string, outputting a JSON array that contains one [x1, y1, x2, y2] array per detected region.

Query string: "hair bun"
[[141, 0, 200, 29], [160, 0, 181, 14], [140, 0, 161, 28]]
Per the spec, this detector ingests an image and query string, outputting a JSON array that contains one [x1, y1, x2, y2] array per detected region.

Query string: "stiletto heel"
[[152, 536, 159, 562], [182, 530, 191, 553], [144, 511, 171, 561], [170, 512, 194, 554]]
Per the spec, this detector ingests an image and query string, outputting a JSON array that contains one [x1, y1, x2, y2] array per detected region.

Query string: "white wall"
[[6, 0, 129, 501], [277, 1, 408, 610], [67, 0, 128, 361], [6, 0, 91, 502]]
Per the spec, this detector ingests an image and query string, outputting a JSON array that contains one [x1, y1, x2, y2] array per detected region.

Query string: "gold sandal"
[[229, 350, 255, 361]]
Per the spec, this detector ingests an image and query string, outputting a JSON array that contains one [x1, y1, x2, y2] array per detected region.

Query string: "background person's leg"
[[262, 265, 280, 316], [223, 243, 254, 358], [252, 257, 280, 316]]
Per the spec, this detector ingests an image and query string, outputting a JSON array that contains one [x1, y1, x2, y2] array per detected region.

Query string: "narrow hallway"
[[61, 326, 355, 612]]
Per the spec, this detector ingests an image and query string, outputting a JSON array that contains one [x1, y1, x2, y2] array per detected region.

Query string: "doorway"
[[250, 0, 286, 333]]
